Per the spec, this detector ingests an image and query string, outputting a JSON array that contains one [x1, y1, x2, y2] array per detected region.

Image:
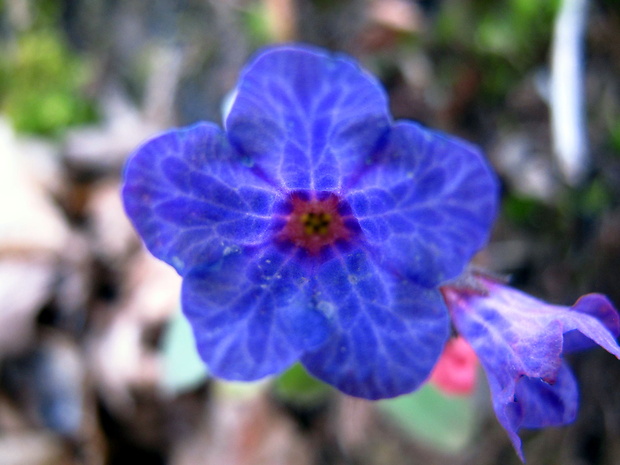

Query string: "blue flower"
[[443, 275, 620, 461], [121, 44, 498, 399]]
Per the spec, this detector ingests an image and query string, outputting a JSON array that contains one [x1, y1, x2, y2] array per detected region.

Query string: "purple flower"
[[122, 44, 498, 399], [443, 276, 620, 461]]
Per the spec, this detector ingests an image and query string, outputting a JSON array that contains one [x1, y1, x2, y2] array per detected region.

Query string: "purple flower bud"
[[443, 275, 620, 461]]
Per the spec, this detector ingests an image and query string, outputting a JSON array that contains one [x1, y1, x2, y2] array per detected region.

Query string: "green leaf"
[[379, 383, 478, 453]]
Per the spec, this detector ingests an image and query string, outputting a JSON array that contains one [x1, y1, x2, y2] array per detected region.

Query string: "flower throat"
[[276, 191, 356, 255]]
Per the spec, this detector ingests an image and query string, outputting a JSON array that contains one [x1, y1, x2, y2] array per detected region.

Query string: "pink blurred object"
[[429, 336, 478, 396]]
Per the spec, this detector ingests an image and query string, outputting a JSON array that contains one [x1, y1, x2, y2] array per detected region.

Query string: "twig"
[[550, 0, 589, 186]]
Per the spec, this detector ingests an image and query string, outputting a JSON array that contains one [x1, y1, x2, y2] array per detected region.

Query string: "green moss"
[[0, 29, 97, 135]]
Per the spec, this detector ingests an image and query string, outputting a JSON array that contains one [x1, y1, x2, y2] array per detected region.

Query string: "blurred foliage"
[[574, 178, 613, 216], [599, 0, 620, 14], [241, 2, 273, 47], [502, 178, 615, 244], [610, 119, 620, 155], [436, 0, 560, 59], [503, 195, 560, 232], [0, 2, 97, 135], [273, 363, 331, 408], [435, 0, 560, 99]]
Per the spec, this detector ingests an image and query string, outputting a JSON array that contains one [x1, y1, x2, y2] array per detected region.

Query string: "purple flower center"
[[276, 191, 356, 255]]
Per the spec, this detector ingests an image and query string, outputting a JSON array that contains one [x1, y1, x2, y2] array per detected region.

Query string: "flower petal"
[[491, 363, 578, 462], [511, 362, 578, 429], [181, 244, 331, 381], [122, 123, 278, 275], [563, 294, 620, 352], [301, 248, 450, 399], [346, 121, 498, 287], [445, 278, 620, 460], [226, 45, 391, 191]]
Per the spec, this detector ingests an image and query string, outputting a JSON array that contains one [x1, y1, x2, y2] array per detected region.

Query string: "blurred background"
[[1, 0, 620, 464]]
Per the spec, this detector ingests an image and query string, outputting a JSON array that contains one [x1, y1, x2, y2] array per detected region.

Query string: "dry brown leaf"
[[0, 120, 70, 256], [172, 390, 312, 465], [88, 251, 180, 412], [0, 259, 55, 355], [86, 180, 138, 265], [0, 432, 74, 465]]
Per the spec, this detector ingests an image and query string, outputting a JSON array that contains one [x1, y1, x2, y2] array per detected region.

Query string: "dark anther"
[[302, 212, 332, 235]]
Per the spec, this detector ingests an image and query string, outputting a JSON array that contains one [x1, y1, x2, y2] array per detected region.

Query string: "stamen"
[[276, 191, 356, 255]]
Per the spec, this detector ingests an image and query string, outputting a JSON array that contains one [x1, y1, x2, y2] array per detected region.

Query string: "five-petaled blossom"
[[122, 44, 620, 461]]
